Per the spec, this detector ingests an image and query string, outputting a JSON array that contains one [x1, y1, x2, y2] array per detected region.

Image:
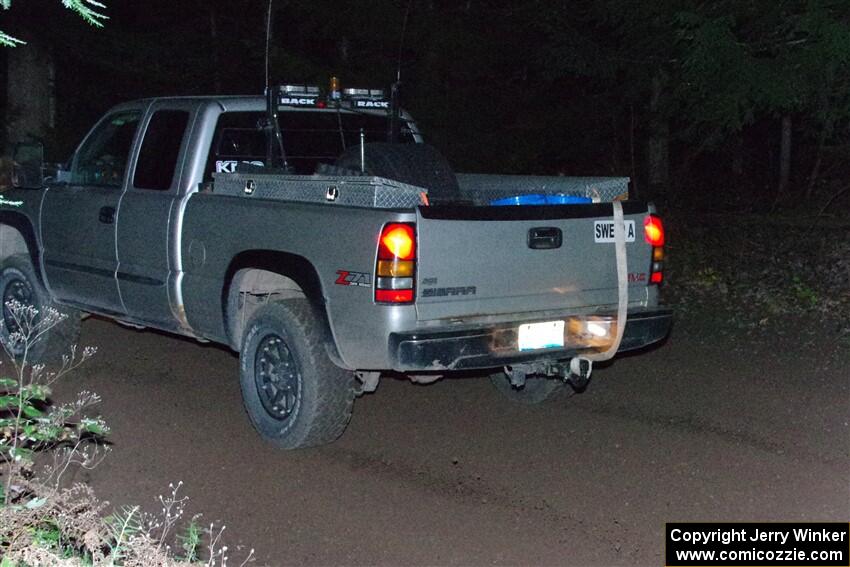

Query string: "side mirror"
[[11, 141, 45, 189]]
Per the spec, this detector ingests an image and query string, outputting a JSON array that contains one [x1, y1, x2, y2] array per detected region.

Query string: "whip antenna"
[[262, 0, 287, 170], [396, 0, 413, 83], [264, 0, 274, 92], [389, 0, 413, 143]]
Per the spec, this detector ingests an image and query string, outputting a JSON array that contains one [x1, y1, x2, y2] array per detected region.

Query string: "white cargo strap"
[[570, 200, 628, 378]]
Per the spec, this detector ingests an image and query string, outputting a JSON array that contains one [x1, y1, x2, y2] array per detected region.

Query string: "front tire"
[[0, 254, 81, 365], [239, 299, 355, 449]]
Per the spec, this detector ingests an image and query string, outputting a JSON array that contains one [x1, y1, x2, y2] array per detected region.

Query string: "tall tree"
[[1, 0, 108, 46], [2, 0, 109, 152]]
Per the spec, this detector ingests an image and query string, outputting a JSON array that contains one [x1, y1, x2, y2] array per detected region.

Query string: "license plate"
[[593, 220, 636, 243], [518, 320, 565, 351]]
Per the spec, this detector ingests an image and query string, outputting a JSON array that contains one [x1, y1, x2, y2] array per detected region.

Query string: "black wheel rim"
[[254, 334, 299, 421], [2, 277, 34, 340]]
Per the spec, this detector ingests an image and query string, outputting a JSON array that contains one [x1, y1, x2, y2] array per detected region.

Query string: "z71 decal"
[[335, 270, 372, 288]]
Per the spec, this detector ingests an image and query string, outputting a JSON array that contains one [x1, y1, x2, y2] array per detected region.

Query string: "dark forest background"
[[2, 0, 849, 212]]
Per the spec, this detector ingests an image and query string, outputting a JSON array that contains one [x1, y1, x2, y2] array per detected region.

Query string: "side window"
[[133, 110, 191, 191], [71, 110, 141, 187]]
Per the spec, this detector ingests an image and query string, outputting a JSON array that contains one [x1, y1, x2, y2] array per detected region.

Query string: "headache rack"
[[265, 79, 405, 170]]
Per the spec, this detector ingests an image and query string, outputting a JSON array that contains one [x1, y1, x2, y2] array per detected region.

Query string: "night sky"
[[2, 0, 849, 208]]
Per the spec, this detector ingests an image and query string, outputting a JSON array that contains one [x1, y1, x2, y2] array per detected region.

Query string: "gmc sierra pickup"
[[0, 85, 671, 448]]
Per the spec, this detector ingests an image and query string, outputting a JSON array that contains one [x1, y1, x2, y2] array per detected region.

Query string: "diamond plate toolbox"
[[212, 173, 426, 209]]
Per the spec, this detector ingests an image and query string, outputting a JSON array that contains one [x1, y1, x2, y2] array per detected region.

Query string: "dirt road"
[[66, 315, 848, 566]]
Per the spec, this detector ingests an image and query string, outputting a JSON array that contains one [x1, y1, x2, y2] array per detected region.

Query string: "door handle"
[[528, 227, 562, 249], [98, 206, 115, 224]]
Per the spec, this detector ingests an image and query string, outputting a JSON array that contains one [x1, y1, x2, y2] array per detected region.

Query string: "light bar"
[[280, 85, 320, 95], [278, 84, 321, 107], [343, 88, 385, 99]]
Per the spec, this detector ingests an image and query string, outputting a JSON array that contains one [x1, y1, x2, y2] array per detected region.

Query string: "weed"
[[0, 302, 253, 565], [0, 301, 107, 505], [790, 276, 819, 307]]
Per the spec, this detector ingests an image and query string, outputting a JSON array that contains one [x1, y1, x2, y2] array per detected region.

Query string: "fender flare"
[[220, 250, 339, 356], [0, 210, 42, 283]]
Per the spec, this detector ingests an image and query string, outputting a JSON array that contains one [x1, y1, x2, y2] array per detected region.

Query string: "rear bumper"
[[388, 308, 673, 371]]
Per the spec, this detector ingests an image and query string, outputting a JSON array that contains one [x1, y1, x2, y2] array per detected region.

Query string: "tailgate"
[[415, 202, 651, 321]]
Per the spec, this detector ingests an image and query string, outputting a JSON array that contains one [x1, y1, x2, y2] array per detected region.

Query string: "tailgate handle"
[[528, 227, 562, 249]]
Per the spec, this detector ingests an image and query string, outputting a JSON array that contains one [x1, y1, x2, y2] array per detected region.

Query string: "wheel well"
[[0, 216, 39, 278], [223, 250, 328, 350], [0, 224, 28, 260]]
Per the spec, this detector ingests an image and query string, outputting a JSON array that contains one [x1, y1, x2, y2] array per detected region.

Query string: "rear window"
[[134, 110, 190, 191], [205, 110, 415, 178]]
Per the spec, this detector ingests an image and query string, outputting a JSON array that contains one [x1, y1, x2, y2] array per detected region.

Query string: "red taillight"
[[645, 215, 665, 286], [375, 289, 414, 303], [376, 223, 416, 303], [644, 215, 665, 247], [379, 224, 416, 260]]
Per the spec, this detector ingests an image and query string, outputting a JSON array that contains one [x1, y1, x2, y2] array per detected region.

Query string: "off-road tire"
[[0, 254, 81, 365], [239, 298, 355, 449], [336, 142, 461, 203], [489, 370, 570, 405]]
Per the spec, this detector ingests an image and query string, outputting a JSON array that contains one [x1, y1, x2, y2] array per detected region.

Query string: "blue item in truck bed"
[[490, 193, 593, 206], [547, 194, 593, 205], [490, 194, 548, 206]]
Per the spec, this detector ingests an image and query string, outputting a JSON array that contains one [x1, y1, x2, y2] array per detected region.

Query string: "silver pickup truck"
[[0, 86, 671, 448]]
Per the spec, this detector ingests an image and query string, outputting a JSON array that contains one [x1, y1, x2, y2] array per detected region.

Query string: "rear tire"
[[489, 371, 569, 404], [239, 299, 355, 449], [0, 254, 81, 366], [336, 142, 460, 203]]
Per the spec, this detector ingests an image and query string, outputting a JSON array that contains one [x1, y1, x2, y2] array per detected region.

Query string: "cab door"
[[116, 103, 195, 327], [41, 106, 145, 314]]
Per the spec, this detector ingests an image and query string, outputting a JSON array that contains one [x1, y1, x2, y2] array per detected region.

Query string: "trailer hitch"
[[566, 357, 593, 391]]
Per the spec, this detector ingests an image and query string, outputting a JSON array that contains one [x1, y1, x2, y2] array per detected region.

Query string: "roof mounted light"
[[277, 84, 321, 107], [330, 76, 341, 101], [343, 88, 385, 99], [279, 85, 320, 95]]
